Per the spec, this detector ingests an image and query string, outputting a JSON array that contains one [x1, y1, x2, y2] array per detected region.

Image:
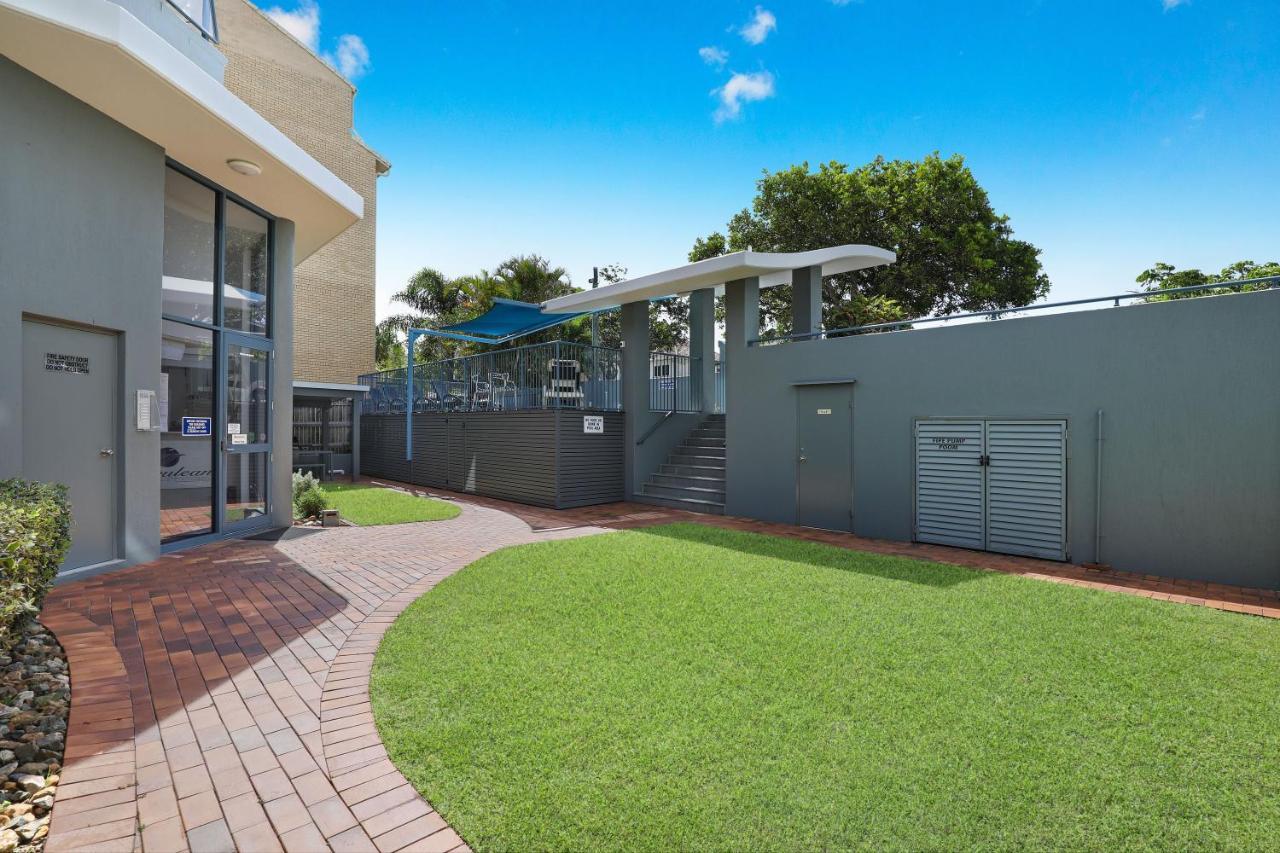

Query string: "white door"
[[985, 421, 1067, 560], [914, 420, 986, 549], [21, 320, 119, 571], [914, 418, 1068, 561]]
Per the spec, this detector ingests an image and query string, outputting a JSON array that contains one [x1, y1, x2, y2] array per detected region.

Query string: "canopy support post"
[[406, 329, 421, 462]]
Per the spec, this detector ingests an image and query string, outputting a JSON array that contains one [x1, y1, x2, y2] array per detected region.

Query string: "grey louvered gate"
[[985, 421, 1067, 560], [914, 420, 986, 549], [915, 419, 1067, 561]]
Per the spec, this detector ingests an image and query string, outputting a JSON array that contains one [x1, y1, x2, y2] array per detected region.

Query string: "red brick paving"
[[40, 484, 1279, 852]]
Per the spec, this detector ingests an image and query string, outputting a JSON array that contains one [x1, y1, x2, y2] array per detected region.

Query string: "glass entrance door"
[[222, 334, 273, 530]]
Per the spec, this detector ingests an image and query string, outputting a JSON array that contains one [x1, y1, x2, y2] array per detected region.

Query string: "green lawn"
[[372, 524, 1280, 851], [323, 483, 459, 526]]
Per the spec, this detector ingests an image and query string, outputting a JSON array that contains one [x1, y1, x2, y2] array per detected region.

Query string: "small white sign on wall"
[[227, 422, 241, 435], [231, 433, 248, 445], [816, 408, 832, 415], [583, 415, 604, 434]]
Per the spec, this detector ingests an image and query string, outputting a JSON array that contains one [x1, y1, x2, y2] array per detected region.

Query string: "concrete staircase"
[[638, 414, 725, 514]]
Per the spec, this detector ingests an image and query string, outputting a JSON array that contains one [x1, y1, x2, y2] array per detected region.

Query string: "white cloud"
[[713, 70, 776, 122], [260, 1, 371, 81], [331, 34, 371, 79], [263, 0, 319, 50], [699, 46, 729, 68], [1162, 0, 1189, 9], [738, 7, 777, 45]]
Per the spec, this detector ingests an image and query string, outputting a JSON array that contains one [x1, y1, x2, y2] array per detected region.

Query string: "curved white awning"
[[542, 245, 896, 313]]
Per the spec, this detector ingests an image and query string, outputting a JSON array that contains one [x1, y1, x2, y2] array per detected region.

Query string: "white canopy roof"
[[543, 245, 896, 313]]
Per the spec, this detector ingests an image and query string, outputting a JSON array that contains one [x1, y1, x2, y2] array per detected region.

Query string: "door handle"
[[99, 449, 114, 457], [799, 455, 807, 463]]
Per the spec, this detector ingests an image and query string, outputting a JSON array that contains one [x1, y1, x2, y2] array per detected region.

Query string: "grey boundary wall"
[[724, 288, 1280, 589], [360, 410, 625, 509]]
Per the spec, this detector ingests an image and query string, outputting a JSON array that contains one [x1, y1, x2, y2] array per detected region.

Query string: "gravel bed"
[[0, 621, 69, 853]]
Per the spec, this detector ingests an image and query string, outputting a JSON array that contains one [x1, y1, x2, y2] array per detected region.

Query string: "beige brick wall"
[[215, 0, 387, 386]]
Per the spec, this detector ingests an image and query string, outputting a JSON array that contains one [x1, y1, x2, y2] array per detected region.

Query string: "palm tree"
[[376, 267, 479, 364], [489, 255, 575, 304]]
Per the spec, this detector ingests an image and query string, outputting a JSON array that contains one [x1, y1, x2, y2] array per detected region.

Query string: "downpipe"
[[1091, 408, 1109, 569]]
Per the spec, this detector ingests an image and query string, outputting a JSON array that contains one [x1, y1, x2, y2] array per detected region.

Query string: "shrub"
[[292, 470, 320, 505], [295, 485, 330, 520], [0, 479, 71, 646]]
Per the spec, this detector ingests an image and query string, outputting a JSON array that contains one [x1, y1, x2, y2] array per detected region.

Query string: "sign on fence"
[[583, 415, 604, 434]]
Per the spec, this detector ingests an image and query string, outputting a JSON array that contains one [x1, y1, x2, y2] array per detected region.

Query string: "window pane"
[[225, 452, 267, 523], [160, 321, 214, 542], [163, 169, 216, 324], [227, 344, 269, 444], [223, 201, 269, 334]]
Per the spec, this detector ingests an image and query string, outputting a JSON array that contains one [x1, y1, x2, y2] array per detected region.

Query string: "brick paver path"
[[39, 486, 1279, 852], [39, 501, 616, 853]]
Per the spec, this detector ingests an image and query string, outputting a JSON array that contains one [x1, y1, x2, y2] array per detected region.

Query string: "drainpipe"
[[1094, 408, 1104, 565]]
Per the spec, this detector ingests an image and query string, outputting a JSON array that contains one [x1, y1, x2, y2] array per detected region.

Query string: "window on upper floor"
[[167, 0, 218, 42]]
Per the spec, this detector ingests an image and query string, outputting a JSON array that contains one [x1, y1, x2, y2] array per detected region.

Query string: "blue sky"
[[258, 0, 1280, 320]]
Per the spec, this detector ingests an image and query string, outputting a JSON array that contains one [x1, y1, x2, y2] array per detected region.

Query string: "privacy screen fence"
[[360, 340, 721, 415]]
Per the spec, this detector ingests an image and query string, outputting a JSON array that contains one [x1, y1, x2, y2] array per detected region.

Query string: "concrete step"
[[637, 491, 726, 515], [642, 482, 726, 503], [683, 436, 726, 448], [679, 443, 724, 457], [649, 472, 726, 490], [669, 453, 726, 467], [688, 428, 726, 439], [660, 462, 725, 477]]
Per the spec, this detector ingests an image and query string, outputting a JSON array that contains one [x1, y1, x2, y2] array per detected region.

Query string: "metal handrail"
[[749, 275, 1280, 346], [636, 411, 675, 446]]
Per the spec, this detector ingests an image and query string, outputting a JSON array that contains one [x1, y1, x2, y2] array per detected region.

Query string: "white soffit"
[[543, 245, 897, 313], [0, 0, 363, 261]]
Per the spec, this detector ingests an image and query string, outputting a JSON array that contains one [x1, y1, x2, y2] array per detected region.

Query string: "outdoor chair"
[[543, 359, 585, 408], [471, 378, 492, 410], [443, 381, 466, 412], [489, 371, 517, 410], [413, 388, 440, 412]]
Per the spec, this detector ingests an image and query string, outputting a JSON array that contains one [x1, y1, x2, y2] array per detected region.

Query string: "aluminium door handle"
[[99, 449, 114, 457]]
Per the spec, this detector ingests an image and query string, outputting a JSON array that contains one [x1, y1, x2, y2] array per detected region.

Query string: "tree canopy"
[[690, 154, 1050, 335], [1137, 260, 1280, 302]]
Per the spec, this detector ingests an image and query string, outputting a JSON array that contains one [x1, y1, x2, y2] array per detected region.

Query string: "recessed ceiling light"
[[227, 158, 261, 176]]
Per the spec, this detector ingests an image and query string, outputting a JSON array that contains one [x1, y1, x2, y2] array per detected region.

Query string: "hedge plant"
[[0, 479, 71, 646]]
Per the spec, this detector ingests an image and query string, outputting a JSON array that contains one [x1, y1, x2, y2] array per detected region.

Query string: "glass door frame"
[[219, 332, 274, 534], [160, 160, 277, 552]]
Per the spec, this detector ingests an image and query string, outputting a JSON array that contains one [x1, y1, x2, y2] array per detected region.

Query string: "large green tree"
[[690, 154, 1050, 335], [1137, 260, 1279, 301]]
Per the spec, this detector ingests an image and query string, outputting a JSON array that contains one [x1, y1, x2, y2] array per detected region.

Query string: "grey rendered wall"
[[0, 57, 166, 571], [726, 289, 1280, 589], [269, 220, 296, 529]]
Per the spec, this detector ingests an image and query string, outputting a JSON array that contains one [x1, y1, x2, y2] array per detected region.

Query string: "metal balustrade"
[[359, 340, 622, 413]]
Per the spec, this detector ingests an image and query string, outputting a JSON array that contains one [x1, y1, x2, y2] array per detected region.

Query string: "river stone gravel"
[[0, 621, 68, 853]]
